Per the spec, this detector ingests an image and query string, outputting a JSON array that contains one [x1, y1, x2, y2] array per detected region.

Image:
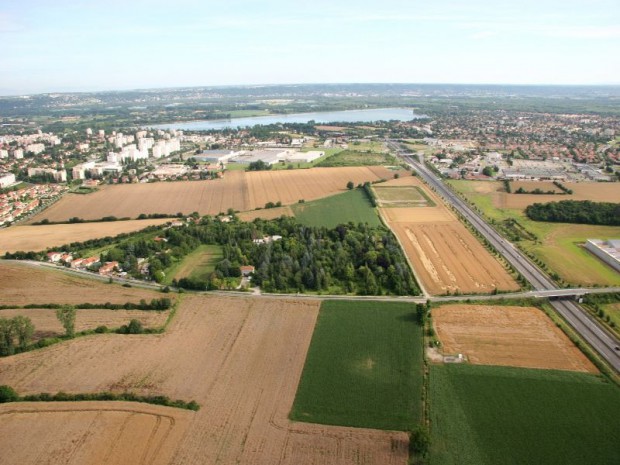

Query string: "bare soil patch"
[[29, 167, 392, 223], [0, 401, 192, 465], [0, 308, 168, 339], [0, 261, 172, 307], [433, 304, 597, 372], [0, 295, 407, 465], [0, 219, 170, 254]]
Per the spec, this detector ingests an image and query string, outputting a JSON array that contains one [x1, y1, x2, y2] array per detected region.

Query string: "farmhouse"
[[47, 252, 62, 262], [240, 265, 255, 277], [99, 261, 119, 275]]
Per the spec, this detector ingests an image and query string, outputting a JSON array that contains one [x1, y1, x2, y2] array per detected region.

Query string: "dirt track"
[[0, 296, 408, 465], [433, 304, 597, 372]]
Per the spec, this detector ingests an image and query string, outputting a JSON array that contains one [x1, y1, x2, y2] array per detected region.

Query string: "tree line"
[[525, 200, 620, 226]]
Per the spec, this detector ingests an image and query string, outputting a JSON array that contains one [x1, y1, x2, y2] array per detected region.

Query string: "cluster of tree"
[[525, 200, 620, 226], [0, 316, 34, 356], [0, 385, 199, 411], [247, 220, 419, 295], [246, 160, 272, 171]]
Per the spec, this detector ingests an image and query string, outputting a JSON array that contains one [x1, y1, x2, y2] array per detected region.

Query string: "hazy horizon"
[[1, 0, 619, 95]]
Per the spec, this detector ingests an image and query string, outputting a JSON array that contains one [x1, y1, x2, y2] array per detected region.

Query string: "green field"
[[448, 180, 620, 286], [165, 244, 222, 284], [316, 149, 396, 167], [430, 364, 620, 465], [291, 189, 381, 228], [290, 300, 424, 431]]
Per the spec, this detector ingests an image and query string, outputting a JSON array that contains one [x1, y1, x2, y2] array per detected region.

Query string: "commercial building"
[[585, 239, 620, 273]]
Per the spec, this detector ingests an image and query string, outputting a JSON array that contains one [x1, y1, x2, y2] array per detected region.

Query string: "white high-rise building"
[[26, 143, 45, 155], [0, 149, 8, 159], [0, 172, 16, 188], [12, 149, 24, 159]]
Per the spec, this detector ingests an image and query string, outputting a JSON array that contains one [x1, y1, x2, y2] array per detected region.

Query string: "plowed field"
[[28, 167, 391, 223], [0, 261, 173, 306], [0, 308, 168, 338], [0, 402, 192, 465], [0, 219, 170, 254], [378, 177, 518, 295], [432, 304, 597, 372], [0, 295, 407, 465]]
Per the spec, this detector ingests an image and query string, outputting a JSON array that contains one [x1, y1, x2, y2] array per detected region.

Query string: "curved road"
[[397, 147, 620, 372]]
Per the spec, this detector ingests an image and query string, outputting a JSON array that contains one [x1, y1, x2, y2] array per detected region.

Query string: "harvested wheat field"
[[379, 178, 518, 295], [0, 308, 169, 338], [432, 304, 597, 373], [0, 219, 170, 254], [0, 295, 407, 465], [0, 261, 173, 307], [0, 401, 193, 465], [390, 222, 519, 295], [28, 167, 391, 223]]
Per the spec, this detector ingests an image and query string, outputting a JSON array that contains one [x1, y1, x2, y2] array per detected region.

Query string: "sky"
[[1, 0, 619, 95]]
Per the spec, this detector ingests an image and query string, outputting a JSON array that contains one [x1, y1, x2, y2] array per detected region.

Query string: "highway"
[[394, 145, 620, 372]]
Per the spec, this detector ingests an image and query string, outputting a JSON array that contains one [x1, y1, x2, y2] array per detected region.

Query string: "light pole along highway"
[[390, 141, 620, 373]]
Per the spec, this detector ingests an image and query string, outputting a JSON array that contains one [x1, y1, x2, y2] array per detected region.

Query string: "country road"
[[391, 142, 620, 372]]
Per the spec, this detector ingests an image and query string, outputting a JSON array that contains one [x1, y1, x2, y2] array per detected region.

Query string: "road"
[[392, 144, 620, 372]]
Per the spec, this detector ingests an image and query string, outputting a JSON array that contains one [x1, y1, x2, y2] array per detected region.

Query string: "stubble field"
[[379, 177, 518, 295], [0, 295, 407, 465], [0, 402, 193, 465], [432, 304, 597, 372], [0, 261, 172, 306], [0, 219, 171, 254], [28, 167, 391, 223]]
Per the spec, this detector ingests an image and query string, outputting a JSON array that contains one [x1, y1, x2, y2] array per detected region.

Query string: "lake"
[[151, 107, 422, 131]]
